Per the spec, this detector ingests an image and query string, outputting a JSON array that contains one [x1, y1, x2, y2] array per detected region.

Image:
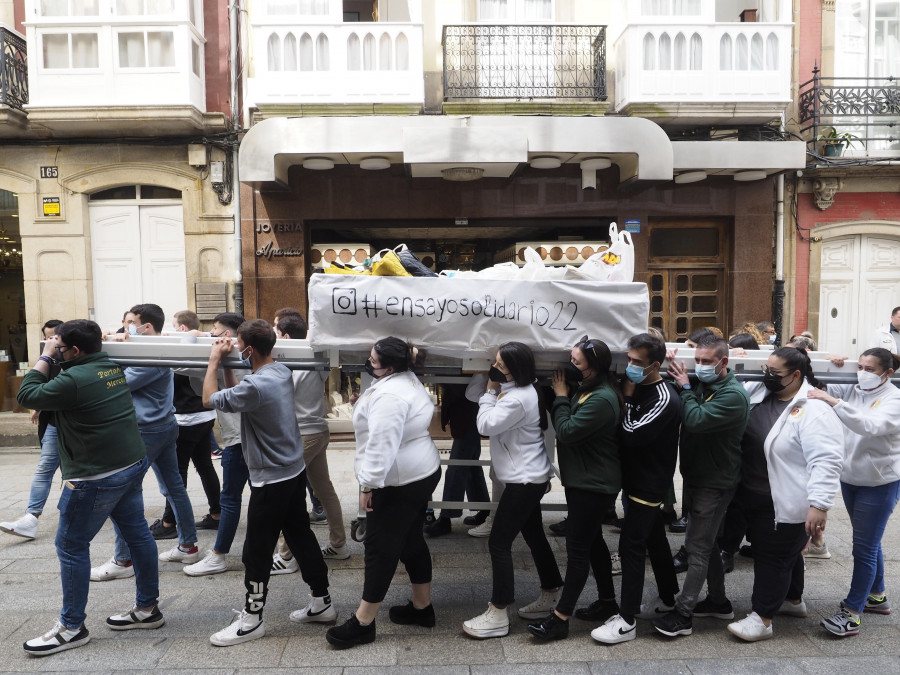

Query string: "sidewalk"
[[1, 441, 898, 673]]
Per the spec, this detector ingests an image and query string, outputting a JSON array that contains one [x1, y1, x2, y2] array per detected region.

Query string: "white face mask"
[[857, 370, 884, 391], [768, 334, 777, 344]]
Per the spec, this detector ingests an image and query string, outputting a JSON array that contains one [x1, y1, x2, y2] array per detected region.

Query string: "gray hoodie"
[[209, 361, 305, 485]]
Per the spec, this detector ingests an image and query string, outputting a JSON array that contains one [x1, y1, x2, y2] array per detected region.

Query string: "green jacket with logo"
[[17, 352, 145, 480], [678, 369, 750, 490], [551, 377, 621, 494]]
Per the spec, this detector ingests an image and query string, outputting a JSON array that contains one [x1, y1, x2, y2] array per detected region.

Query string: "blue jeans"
[[841, 480, 900, 613], [214, 444, 249, 554], [26, 424, 60, 516], [114, 420, 196, 562], [56, 457, 159, 629]]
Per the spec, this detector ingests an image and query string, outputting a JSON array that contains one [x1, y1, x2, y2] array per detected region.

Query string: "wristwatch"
[[360, 486, 373, 493], [681, 383, 692, 391]]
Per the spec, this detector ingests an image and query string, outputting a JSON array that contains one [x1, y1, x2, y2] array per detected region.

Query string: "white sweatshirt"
[[826, 380, 900, 487], [353, 370, 440, 489], [477, 380, 551, 485], [764, 387, 844, 524]]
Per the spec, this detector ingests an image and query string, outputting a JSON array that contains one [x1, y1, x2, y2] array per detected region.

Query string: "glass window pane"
[[148, 32, 175, 67], [119, 32, 146, 67], [116, 0, 143, 14], [691, 316, 713, 333], [74, 0, 99, 15], [43, 34, 70, 69], [649, 228, 719, 258], [692, 274, 717, 292], [147, 0, 176, 13], [72, 33, 98, 68], [41, 0, 68, 16], [268, 0, 299, 15], [651, 296, 663, 312], [676, 295, 688, 313], [676, 275, 688, 292], [676, 317, 688, 334], [91, 186, 137, 200], [651, 316, 663, 328], [650, 274, 663, 292], [139, 185, 180, 199], [191, 41, 201, 76], [691, 296, 717, 313]]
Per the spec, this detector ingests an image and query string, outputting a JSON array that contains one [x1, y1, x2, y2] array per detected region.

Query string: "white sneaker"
[[517, 588, 560, 619], [0, 513, 38, 539], [463, 603, 509, 639], [290, 594, 337, 624], [23, 619, 90, 656], [611, 551, 622, 576], [591, 613, 636, 644], [158, 544, 200, 563], [468, 515, 493, 538], [271, 552, 299, 575], [90, 558, 135, 582], [803, 541, 831, 559], [184, 550, 227, 576], [777, 599, 808, 618], [210, 609, 265, 647], [321, 544, 350, 560], [727, 612, 773, 642], [636, 597, 675, 620]]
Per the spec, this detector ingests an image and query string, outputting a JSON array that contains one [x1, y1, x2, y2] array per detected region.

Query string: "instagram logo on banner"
[[332, 288, 357, 315]]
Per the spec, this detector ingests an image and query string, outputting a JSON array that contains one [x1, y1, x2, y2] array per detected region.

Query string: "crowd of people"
[[1, 304, 899, 656]]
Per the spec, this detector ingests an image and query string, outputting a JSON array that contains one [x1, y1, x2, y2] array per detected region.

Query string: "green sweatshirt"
[[551, 377, 621, 494], [17, 352, 146, 480], [678, 369, 750, 490]]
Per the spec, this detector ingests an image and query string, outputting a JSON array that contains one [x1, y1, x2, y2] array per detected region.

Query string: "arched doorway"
[[89, 185, 188, 332]]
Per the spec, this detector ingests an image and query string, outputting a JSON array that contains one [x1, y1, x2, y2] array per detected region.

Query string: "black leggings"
[[362, 469, 442, 604], [162, 420, 220, 523], [556, 488, 616, 616], [489, 481, 563, 608]]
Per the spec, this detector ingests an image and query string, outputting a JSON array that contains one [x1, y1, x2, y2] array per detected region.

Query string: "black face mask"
[[763, 372, 790, 393], [564, 362, 584, 383], [364, 361, 384, 379], [488, 366, 507, 383]]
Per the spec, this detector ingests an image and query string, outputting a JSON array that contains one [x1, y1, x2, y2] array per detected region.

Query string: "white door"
[[818, 234, 900, 356], [90, 203, 188, 332]]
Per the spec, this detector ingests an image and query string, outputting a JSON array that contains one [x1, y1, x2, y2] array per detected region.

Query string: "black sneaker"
[[388, 601, 436, 627], [548, 517, 567, 536], [652, 609, 693, 637], [422, 511, 437, 530], [527, 612, 569, 641], [148, 519, 177, 540], [326, 614, 376, 649], [463, 510, 490, 527], [693, 597, 734, 620], [668, 516, 687, 534], [424, 516, 451, 538], [196, 514, 220, 531], [574, 598, 619, 623], [672, 546, 688, 574], [739, 544, 754, 558], [721, 550, 734, 574]]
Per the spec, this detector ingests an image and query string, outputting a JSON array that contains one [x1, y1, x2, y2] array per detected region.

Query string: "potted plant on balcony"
[[817, 127, 859, 157]]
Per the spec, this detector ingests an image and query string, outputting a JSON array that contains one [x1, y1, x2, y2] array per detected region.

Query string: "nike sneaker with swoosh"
[[591, 614, 636, 644], [290, 594, 337, 624], [210, 609, 265, 646]]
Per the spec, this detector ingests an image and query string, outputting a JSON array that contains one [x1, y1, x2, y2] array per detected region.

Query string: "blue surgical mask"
[[694, 358, 723, 383], [240, 346, 252, 368], [768, 334, 777, 344], [625, 363, 649, 384], [127, 324, 138, 336]]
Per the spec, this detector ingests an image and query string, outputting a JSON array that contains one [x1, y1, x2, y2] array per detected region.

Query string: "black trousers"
[[618, 498, 680, 621], [489, 481, 563, 608], [162, 420, 220, 524], [362, 468, 442, 604], [741, 486, 806, 619], [556, 488, 616, 616], [243, 470, 329, 615]]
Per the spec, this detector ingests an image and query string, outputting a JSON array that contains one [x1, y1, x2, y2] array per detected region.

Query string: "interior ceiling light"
[[580, 157, 612, 171], [302, 157, 334, 170], [441, 167, 484, 182], [733, 170, 768, 182], [530, 156, 562, 169], [360, 156, 390, 170], [674, 171, 708, 184]]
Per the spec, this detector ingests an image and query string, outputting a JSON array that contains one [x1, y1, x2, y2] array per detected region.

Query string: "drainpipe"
[[230, 0, 244, 316], [772, 174, 785, 345]]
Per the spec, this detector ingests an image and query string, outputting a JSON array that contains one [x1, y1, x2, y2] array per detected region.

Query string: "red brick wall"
[[798, 0, 822, 81], [204, 0, 232, 117]]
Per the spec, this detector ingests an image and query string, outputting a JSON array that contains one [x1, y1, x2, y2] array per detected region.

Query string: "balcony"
[[614, 21, 792, 125], [442, 25, 606, 105], [1, 27, 28, 111], [799, 69, 900, 160], [247, 21, 424, 113], [21, 0, 221, 137]]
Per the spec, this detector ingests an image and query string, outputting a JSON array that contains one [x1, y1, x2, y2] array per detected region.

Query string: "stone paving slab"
[[1, 442, 898, 672]]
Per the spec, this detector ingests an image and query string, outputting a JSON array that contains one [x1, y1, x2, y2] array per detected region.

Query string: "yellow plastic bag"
[[324, 262, 370, 275], [371, 250, 412, 277]]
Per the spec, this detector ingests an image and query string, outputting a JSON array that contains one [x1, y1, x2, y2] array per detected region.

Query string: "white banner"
[[307, 275, 649, 353]]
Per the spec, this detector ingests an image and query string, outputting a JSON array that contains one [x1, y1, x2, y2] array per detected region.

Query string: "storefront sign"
[[42, 197, 60, 217], [255, 241, 304, 260], [308, 275, 649, 353], [625, 219, 640, 233]]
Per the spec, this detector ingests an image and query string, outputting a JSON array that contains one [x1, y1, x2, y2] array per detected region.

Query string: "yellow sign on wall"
[[42, 197, 60, 217]]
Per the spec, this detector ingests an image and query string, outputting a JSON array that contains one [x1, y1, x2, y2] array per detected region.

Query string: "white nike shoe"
[[290, 594, 337, 624], [210, 609, 265, 646], [591, 613, 637, 644]]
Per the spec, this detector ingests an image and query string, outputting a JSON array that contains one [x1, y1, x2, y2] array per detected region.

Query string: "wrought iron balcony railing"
[[799, 67, 899, 157], [0, 27, 28, 111], [442, 25, 606, 101]]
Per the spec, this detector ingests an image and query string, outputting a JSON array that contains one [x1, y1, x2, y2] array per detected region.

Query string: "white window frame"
[[114, 28, 178, 71], [38, 29, 102, 71], [38, 0, 100, 17], [477, 0, 555, 23]]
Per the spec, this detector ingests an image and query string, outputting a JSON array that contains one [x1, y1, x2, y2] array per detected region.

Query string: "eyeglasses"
[[761, 366, 787, 377]]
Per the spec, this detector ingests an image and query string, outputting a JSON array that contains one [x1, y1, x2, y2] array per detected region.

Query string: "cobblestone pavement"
[[1, 441, 898, 674]]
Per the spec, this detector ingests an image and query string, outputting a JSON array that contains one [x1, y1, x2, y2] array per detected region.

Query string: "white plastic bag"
[[571, 222, 635, 282]]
